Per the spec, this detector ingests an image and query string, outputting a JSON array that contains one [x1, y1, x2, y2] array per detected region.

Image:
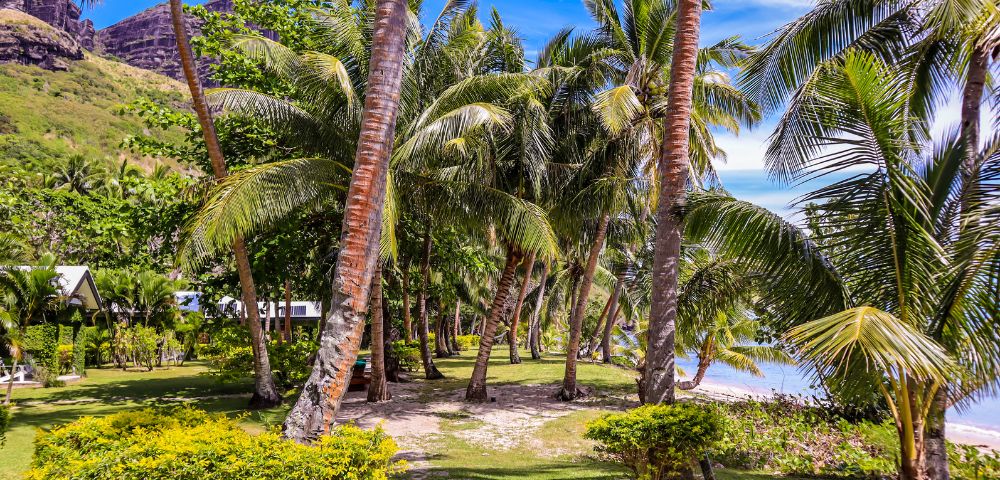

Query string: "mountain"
[[0, 48, 190, 173]]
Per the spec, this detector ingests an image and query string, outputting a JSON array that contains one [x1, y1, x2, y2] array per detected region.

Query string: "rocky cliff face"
[[0, 8, 82, 70], [96, 0, 234, 83], [0, 0, 95, 49]]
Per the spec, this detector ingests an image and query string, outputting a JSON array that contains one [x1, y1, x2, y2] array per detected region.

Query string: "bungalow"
[[201, 295, 324, 324], [11, 265, 103, 312]]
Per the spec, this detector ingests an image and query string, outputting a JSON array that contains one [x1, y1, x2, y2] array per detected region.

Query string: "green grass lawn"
[[1, 352, 791, 480]]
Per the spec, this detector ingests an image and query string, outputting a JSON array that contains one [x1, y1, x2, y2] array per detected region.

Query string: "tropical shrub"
[[0, 402, 9, 446], [202, 326, 317, 388], [72, 327, 88, 375], [31, 366, 64, 388], [55, 344, 73, 374], [23, 324, 58, 373], [389, 341, 421, 371], [454, 335, 480, 351], [712, 395, 898, 477], [950, 443, 1000, 480], [26, 407, 403, 480], [584, 403, 722, 480]]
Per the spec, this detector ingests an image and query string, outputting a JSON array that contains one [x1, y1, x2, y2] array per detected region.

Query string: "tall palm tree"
[[690, 51, 999, 480], [645, 0, 705, 405], [167, 0, 281, 409], [280, 0, 410, 442]]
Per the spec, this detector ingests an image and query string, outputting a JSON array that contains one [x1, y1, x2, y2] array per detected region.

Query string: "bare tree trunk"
[[382, 297, 403, 383], [924, 386, 948, 480], [601, 273, 626, 363], [508, 251, 535, 364], [677, 357, 710, 390], [368, 266, 390, 402], [961, 44, 990, 175], [435, 301, 451, 358], [558, 214, 610, 401], [168, 0, 280, 410], [646, 0, 702, 406], [282, 0, 408, 443], [466, 250, 522, 401], [584, 295, 613, 357], [284, 278, 293, 342], [265, 296, 272, 337], [4, 357, 18, 405], [451, 300, 461, 352], [401, 266, 413, 342], [417, 226, 445, 377], [529, 261, 550, 360]]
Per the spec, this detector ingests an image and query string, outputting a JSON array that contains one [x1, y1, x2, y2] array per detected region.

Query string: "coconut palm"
[[0, 234, 31, 265], [687, 51, 999, 480], [167, 0, 281, 409], [0, 255, 64, 403]]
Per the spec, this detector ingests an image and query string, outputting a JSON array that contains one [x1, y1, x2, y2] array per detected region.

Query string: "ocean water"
[[697, 170, 1000, 434]]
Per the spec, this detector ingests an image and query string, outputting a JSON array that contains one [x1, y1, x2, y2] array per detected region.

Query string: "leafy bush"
[[27, 407, 404, 480], [56, 345, 74, 374], [455, 335, 480, 351], [0, 402, 9, 446], [390, 341, 421, 371], [72, 326, 89, 375], [23, 324, 58, 372], [712, 395, 896, 478], [202, 326, 317, 388], [950, 443, 1000, 480], [584, 403, 722, 480], [32, 366, 65, 388]]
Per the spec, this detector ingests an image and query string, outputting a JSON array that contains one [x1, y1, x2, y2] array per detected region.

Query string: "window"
[[292, 305, 307, 316]]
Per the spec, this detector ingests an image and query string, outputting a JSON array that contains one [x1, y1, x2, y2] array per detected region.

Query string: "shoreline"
[[688, 379, 1000, 451]]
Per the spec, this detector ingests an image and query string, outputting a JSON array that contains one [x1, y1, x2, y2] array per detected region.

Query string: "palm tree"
[[689, 51, 999, 480], [167, 0, 281, 409], [280, 0, 411, 442], [367, 264, 390, 402], [0, 234, 31, 265], [0, 255, 63, 404], [51, 155, 101, 195]]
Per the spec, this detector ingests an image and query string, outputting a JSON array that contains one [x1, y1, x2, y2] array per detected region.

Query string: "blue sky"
[[80, 0, 987, 217]]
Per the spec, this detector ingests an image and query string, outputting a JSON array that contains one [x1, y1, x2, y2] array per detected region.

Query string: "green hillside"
[[0, 52, 191, 173]]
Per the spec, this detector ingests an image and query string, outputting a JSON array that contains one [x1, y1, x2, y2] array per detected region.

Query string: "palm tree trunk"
[[466, 250, 522, 401], [282, 0, 408, 443], [961, 44, 990, 174], [508, 251, 535, 364], [168, 0, 281, 410], [367, 266, 390, 402], [402, 266, 413, 342], [600, 303, 622, 363], [418, 225, 445, 377], [924, 385, 948, 480], [451, 300, 461, 351], [677, 356, 710, 390], [284, 278, 292, 342], [585, 295, 613, 357], [4, 356, 18, 405], [647, 0, 702, 406], [558, 214, 611, 401], [529, 261, 550, 360], [435, 302, 451, 358]]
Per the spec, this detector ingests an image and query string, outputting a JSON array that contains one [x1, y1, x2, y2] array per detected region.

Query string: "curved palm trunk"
[[401, 267, 413, 342], [508, 251, 535, 364], [466, 250, 522, 401], [282, 0, 408, 443], [418, 226, 444, 378], [528, 261, 550, 360], [960, 44, 990, 174], [435, 303, 451, 358], [168, 0, 280, 409], [646, 0, 702, 406], [600, 303, 622, 363], [585, 295, 613, 357], [677, 357, 710, 390], [558, 214, 611, 401], [451, 300, 461, 352], [367, 266, 391, 402]]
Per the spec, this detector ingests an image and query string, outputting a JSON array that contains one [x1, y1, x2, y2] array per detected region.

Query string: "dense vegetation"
[[0, 0, 997, 479]]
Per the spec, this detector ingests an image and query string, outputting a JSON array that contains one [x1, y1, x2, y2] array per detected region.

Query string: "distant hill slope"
[[0, 49, 191, 173]]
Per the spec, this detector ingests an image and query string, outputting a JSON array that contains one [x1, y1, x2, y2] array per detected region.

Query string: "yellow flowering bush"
[[27, 407, 403, 480]]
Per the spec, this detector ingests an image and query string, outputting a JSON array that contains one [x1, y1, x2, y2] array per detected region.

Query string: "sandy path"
[[335, 382, 633, 475]]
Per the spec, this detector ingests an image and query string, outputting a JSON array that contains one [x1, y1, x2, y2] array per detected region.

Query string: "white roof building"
[[13, 265, 103, 311]]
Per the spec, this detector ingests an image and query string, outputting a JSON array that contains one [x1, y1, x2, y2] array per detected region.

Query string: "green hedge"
[[0, 403, 9, 446], [585, 403, 722, 480], [27, 407, 404, 480]]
